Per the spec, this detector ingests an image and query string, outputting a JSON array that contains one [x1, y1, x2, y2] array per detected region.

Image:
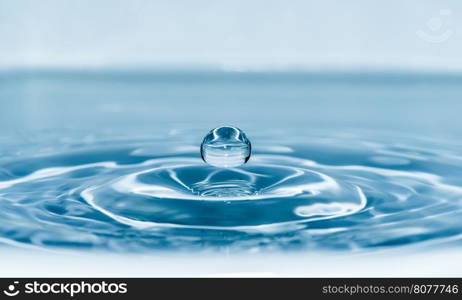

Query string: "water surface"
[[0, 70, 461, 252]]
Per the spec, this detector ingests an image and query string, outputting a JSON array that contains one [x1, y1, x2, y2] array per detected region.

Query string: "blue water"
[[0, 70, 462, 252]]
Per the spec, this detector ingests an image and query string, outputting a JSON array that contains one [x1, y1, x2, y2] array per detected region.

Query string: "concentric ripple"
[[0, 130, 461, 251], [82, 156, 365, 228]]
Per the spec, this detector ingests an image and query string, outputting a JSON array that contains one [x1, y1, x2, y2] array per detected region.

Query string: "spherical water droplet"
[[201, 126, 251, 168]]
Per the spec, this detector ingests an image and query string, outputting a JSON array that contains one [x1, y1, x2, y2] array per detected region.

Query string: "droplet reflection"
[[200, 126, 251, 168]]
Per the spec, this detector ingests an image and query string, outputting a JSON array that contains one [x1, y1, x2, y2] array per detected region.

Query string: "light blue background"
[[0, 0, 461, 70], [0, 1, 461, 137]]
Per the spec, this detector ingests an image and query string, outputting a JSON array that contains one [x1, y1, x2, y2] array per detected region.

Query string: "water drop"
[[201, 126, 251, 168]]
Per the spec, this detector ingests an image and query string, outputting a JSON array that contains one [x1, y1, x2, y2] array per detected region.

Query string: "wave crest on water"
[[0, 130, 461, 251]]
